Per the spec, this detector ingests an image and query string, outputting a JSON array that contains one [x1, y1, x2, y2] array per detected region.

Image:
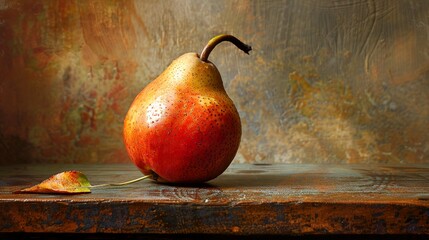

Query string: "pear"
[[123, 34, 251, 183]]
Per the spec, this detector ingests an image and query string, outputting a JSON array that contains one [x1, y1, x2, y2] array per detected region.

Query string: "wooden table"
[[0, 163, 428, 238]]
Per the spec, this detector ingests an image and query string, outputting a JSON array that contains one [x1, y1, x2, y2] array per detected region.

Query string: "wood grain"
[[0, 163, 428, 235]]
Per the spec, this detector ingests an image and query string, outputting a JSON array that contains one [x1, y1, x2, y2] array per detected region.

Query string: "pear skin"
[[123, 35, 251, 183]]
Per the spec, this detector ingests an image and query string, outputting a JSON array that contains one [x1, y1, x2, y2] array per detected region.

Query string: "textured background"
[[1, 0, 428, 164]]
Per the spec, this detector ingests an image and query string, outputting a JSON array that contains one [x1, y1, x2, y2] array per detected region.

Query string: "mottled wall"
[[1, 0, 428, 164]]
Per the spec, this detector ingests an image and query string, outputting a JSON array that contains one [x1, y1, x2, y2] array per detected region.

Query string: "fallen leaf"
[[14, 171, 91, 194]]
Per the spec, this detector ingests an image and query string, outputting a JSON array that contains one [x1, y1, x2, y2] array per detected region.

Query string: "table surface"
[[1, 163, 428, 235]]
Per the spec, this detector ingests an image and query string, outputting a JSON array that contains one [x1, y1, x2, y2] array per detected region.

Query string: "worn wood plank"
[[0, 163, 428, 235]]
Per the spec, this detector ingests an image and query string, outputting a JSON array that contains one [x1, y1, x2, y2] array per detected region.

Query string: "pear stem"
[[200, 34, 252, 62]]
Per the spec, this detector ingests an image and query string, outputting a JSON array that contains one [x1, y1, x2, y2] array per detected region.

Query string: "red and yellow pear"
[[123, 34, 251, 183]]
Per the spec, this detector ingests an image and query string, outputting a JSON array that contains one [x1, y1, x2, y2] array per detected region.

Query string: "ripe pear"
[[123, 34, 251, 183]]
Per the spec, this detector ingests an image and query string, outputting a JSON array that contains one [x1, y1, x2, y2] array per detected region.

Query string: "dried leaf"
[[14, 171, 91, 194]]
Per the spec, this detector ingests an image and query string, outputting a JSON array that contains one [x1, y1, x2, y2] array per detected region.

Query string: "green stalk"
[[89, 175, 151, 188]]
